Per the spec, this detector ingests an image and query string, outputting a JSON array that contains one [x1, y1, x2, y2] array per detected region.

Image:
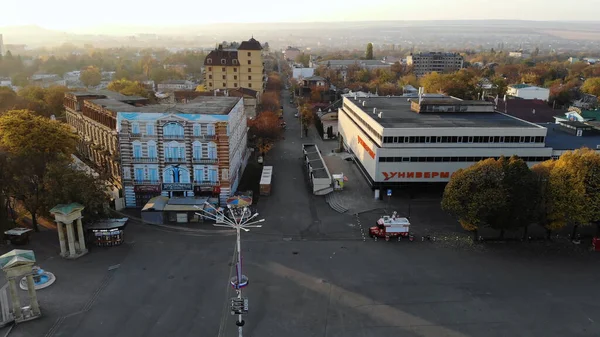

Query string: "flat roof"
[[345, 97, 540, 129], [91, 96, 241, 115], [303, 144, 330, 179], [541, 123, 600, 150]]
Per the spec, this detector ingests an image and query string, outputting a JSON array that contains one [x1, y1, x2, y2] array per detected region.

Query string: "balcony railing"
[[194, 180, 220, 186], [192, 134, 217, 140], [134, 180, 160, 185], [130, 132, 142, 138], [163, 134, 185, 140], [165, 157, 187, 163], [193, 158, 218, 164], [132, 157, 158, 163]]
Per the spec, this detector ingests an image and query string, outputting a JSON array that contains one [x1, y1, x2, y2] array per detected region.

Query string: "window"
[[133, 143, 142, 158], [149, 168, 158, 182], [234, 83, 238, 87], [222, 75, 226, 80], [247, 52, 251, 57], [247, 60, 251, 65], [222, 67, 226, 72], [146, 123, 154, 135], [194, 167, 205, 182], [209, 168, 218, 182], [233, 60, 238, 65], [208, 67, 212, 71], [131, 123, 140, 134], [207, 124, 216, 135], [165, 142, 185, 160], [248, 68, 252, 72], [193, 142, 203, 159], [148, 142, 157, 158], [221, 59, 226, 64], [163, 122, 184, 137], [248, 75, 252, 80], [209, 75, 213, 79], [234, 75, 238, 80], [223, 82, 226, 87], [234, 68, 237, 72], [209, 82, 212, 86], [248, 83, 252, 88], [193, 124, 201, 136], [208, 142, 217, 159], [135, 168, 145, 182], [207, 59, 212, 64]]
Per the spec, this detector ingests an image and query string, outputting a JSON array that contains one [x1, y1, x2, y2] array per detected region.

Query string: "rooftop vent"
[[378, 111, 384, 119], [362, 101, 366, 107], [373, 107, 377, 115]]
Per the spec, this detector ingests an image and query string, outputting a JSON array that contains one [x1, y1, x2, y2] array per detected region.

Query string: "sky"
[[2, 0, 599, 31]]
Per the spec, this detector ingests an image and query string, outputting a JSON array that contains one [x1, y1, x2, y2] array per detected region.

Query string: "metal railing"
[[192, 134, 217, 140], [163, 134, 185, 139], [164, 157, 187, 163], [194, 180, 220, 186], [193, 158, 218, 164], [132, 157, 158, 163], [133, 180, 160, 185], [130, 133, 142, 138]]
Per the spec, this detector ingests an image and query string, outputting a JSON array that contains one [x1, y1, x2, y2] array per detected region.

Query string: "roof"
[[159, 80, 190, 85], [87, 218, 129, 230], [70, 89, 148, 102], [416, 98, 492, 106], [204, 48, 238, 66], [344, 96, 540, 129], [0, 249, 36, 269], [303, 144, 330, 179], [49, 203, 85, 216], [88, 99, 141, 113], [509, 84, 547, 90], [541, 123, 600, 150], [580, 109, 600, 120], [229, 87, 259, 98], [142, 196, 169, 211], [163, 197, 210, 212], [238, 37, 263, 51], [304, 76, 325, 81], [495, 99, 562, 123]]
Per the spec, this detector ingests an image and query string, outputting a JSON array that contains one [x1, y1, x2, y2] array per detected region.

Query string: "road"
[[9, 61, 600, 337]]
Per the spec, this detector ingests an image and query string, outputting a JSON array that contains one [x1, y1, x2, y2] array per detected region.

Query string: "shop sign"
[[357, 136, 375, 159], [194, 186, 214, 193], [134, 185, 161, 193], [382, 171, 453, 181], [162, 183, 193, 191]]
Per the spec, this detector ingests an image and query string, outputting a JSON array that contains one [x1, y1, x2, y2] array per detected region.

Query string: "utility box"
[[259, 166, 273, 196]]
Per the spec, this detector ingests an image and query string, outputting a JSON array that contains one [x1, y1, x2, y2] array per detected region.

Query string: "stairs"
[[325, 192, 348, 214]]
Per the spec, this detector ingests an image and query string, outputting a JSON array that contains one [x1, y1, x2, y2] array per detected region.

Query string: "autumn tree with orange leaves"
[[248, 111, 282, 157]]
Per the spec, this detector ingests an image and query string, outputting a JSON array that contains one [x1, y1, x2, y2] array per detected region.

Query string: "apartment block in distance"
[[204, 37, 265, 94], [406, 52, 464, 77], [117, 97, 249, 207]]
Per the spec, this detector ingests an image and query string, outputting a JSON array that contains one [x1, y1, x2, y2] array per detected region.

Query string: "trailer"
[[259, 166, 273, 196]]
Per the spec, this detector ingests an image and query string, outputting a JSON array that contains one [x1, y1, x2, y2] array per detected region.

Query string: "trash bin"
[[592, 237, 600, 252]]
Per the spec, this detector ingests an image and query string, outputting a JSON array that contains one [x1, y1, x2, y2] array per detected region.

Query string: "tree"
[[299, 103, 314, 137], [442, 159, 508, 241], [0, 110, 78, 231], [0, 153, 12, 231], [247, 111, 282, 157], [500, 156, 539, 239], [80, 66, 102, 87], [581, 77, 600, 97], [295, 53, 310, 67], [44, 164, 110, 221], [0, 87, 20, 113], [195, 84, 207, 92], [108, 79, 149, 98], [17, 85, 70, 118], [366, 43, 374, 60], [260, 91, 280, 113]]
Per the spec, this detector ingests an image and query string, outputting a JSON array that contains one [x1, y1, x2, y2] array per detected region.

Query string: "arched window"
[[131, 122, 140, 134], [193, 141, 203, 159], [148, 140, 157, 159], [132, 140, 142, 158], [207, 123, 216, 136], [208, 142, 217, 159], [193, 124, 201, 136], [164, 141, 185, 160], [163, 122, 184, 137]]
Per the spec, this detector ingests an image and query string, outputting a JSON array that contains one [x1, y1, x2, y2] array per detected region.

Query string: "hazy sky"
[[2, 0, 598, 30]]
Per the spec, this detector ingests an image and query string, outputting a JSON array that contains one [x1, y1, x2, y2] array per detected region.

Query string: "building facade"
[[64, 91, 151, 209], [507, 84, 550, 101], [157, 80, 196, 91], [204, 37, 265, 94], [284, 47, 301, 61], [117, 97, 249, 207], [406, 52, 464, 77], [338, 95, 555, 192]]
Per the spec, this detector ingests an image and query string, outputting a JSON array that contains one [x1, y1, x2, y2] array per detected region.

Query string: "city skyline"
[[2, 0, 600, 32]]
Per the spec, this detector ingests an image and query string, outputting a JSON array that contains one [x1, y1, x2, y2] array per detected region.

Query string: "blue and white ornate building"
[[117, 96, 249, 207]]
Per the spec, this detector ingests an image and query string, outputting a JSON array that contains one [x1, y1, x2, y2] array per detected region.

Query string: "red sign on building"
[[382, 171, 453, 181], [357, 135, 375, 159], [134, 185, 161, 193]]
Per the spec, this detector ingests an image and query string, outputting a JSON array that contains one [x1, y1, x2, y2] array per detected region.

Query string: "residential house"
[[507, 84, 550, 101], [157, 80, 196, 92], [292, 67, 315, 80], [284, 47, 301, 61], [406, 52, 464, 77]]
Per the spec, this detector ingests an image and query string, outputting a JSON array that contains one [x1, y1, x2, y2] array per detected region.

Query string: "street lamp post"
[[195, 202, 264, 337]]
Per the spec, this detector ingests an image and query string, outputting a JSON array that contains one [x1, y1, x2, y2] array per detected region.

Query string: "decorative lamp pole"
[[195, 202, 264, 337]]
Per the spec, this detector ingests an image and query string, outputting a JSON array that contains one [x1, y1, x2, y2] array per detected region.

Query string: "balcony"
[[132, 157, 158, 163], [130, 132, 142, 138], [165, 157, 187, 163], [133, 180, 161, 185], [192, 134, 217, 140], [193, 157, 218, 164], [194, 180, 219, 186], [163, 134, 185, 140]]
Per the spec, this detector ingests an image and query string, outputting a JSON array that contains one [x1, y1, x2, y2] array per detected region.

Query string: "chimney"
[[362, 101, 366, 107], [378, 111, 384, 119], [373, 107, 377, 115]]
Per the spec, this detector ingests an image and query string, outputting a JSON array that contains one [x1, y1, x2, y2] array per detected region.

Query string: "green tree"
[[44, 164, 110, 221], [581, 77, 600, 97], [294, 53, 310, 67], [107, 79, 149, 98], [0, 87, 20, 113], [366, 43, 374, 60], [0, 110, 78, 231], [0, 153, 12, 231], [441, 159, 508, 241], [300, 103, 314, 137], [80, 66, 102, 87], [17, 85, 70, 118]]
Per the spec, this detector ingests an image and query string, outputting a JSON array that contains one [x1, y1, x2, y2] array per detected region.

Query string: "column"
[[7, 278, 21, 321], [65, 222, 77, 257], [76, 218, 87, 252], [25, 275, 40, 316], [57, 222, 67, 257]]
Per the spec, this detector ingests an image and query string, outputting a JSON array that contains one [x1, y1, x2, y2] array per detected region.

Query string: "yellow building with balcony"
[[204, 37, 265, 94]]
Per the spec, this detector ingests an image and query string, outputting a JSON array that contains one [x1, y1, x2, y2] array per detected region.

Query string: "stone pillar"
[[7, 278, 21, 321], [65, 222, 77, 258], [76, 218, 86, 252], [57, 222, 67, 257], [25, 275, 40, 316]]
